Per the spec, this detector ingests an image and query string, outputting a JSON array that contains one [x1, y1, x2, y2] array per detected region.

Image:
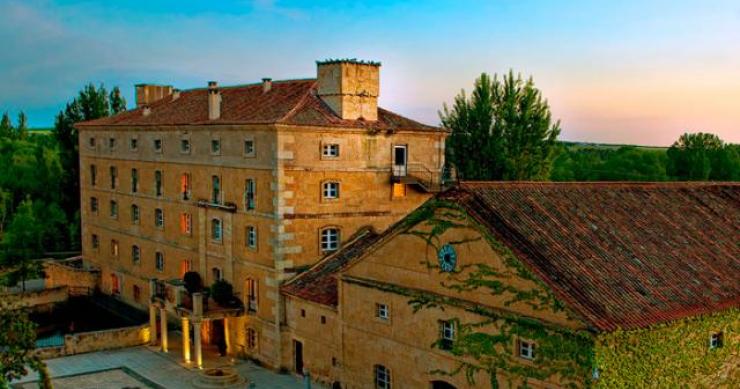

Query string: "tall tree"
[[666, 132, 723, 180], [0, 112, 13, 138], [16, 112, 28, 140], [0, 301, 51, 388], [0, 199, 44, 292], [110, 86, 127, 114], [440, 71, 561, 181]]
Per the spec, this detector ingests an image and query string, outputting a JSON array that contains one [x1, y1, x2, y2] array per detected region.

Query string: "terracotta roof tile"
[[77, 79, 438, 132]]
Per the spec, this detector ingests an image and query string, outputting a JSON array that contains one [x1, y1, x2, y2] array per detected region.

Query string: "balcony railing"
[[391, 163, 447, 193]]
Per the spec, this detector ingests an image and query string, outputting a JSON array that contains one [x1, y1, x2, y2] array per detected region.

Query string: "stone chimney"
[[207, 81, 221, 120], [262, 78, 272, 93], [135, 84, 173, 108], [317, 59, 380, 121]]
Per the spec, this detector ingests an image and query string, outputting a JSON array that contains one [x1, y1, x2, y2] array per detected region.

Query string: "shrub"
[[211, 279, 234, 306], [183, 271, 202, 295]]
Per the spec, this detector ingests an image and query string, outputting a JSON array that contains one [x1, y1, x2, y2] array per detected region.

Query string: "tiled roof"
[[77, 79, 438, 131], [450, 182, 740, 331], [282, 227, 382, 307]]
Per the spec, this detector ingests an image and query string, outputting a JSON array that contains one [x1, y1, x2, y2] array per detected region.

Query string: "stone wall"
[[2, 286, 69, 310], [36, 324, 151, 359], [44, 257, 100, 291]]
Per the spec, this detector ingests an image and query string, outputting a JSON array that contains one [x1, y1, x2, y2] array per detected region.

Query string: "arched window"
[[374, 365, 391, 389], [155, 251, 165, 272], [320, 227, 340, 252], [211, 218, 222, 241]]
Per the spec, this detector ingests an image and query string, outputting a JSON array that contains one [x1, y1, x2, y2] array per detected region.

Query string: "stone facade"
[[76, 59, 447, 370]]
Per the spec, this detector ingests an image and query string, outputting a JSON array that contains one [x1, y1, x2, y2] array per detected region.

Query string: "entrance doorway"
[[431, 381, 457, 389], [210, 319, 226, 356], [293, 340, 304, 374], [393, 145, 407, 177]]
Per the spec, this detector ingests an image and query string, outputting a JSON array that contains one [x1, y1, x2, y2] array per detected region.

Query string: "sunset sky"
[[1, 0, 738, 145]]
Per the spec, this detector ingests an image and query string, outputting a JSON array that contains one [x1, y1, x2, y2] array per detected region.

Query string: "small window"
[[108, 137, 116, 149], [131, 204, 140, 224], [132, 245, 141, 264], [246, 328, 257, 350], [90, 164, 97, 186], [129, 137, 138, 151], [211, 218, 222, 241], [244, 139, 255, 157], [300, 309, 306, 317], [244, 179, 256, 210], [321, 315, 327, 324], [180, 138, 191, 154], [519, 339, 535, 360], [111, 274, 120, 295], [155, 208, 164, 228], [320, 228, 339, 252], [90, 197, 98, 213], [211, 139, 221, 155], [109, 200, 118, 218], [111, 239, 119, 257], [154, 138, 163, 153], [155, 170, 163, 197], [710, 332, 724, 349], [131, 168, 139, 193], [374, 365, 391, 389], [180, 213, 192, 235], [211, 175, 221, 204], [212, 267, 222, 281], [91, 234, 99, 249], [89, 137, 96, 148], [323, 181, 340, 199], [180, 173, 191, 200], [246, 278, 258, 312], [247, 226, 257, 249], [110, 166, 118, 189], [376, 303, 389, 321], [155, 251, 164, 272], [440, 320, 455, 350], [322, 143, 339, 158], [133, 285, 141, 302]]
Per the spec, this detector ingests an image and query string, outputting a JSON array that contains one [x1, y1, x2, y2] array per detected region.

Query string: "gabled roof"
[[282, 181, 740, 332], [452, 182, 740, 331], [76, 79, 439, 132]]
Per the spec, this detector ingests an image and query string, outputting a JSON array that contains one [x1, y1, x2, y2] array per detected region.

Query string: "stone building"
[[282, 182, 739, 388], [76, 59, 447, 369]]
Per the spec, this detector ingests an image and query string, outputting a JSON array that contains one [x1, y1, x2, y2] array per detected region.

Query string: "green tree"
[[440, 71, 561, 181], [666, 132, 723, 180], [0, 300, 49, 387], [0, 112, 13, 139], [1, 199, 44, 292], [16, 112, 28, 140], [110, 86, 127, 114]]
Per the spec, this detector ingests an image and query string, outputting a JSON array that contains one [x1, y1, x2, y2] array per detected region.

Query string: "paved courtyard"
[[14, 340, 320, 389]]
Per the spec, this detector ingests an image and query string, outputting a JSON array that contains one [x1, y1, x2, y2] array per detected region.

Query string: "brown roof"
[[451, 182, 740, 331], [77, 79, 438, 131], [282, 227, 382, 307]]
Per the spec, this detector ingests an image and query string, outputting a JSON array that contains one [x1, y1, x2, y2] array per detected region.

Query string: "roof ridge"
[[276, 80, 320, 124]]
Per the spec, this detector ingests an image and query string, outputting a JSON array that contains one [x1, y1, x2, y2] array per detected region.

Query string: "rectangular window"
[[180, 173, 191, 200], [131, 168, 139, 193], [110, 166, 118, 189], [133, 285, 141, 302], [440, 320, 455, 350], [131, 204, 140, 224], [154, 138, 163, 153], [129, 137, 138, 151], [211, 138, 221, 155], [245, 179, 256, 210], [710, 332, 724, 349], [211, 175, 221, 204], [211, 218, 222, 241], [90, 164, 97, 186], [155, 208, 164, 228], [320, 228, 339, 252], [246, 328, 257, 350], [90, 197, 98, 213], [109, 200, 118, 218], [374, 365, 391, 389], [519, 340, 535, 360], [89, 137, 96, 148], [132, 245, 140, 263], [323, 182, 340, 199], [111, 239, 119, 257], [180, 213, 192, 235], [244, 139, 255, 157], [108, 137, 116, 149], [91, 234, 99, 249], [155, 170, 163, 197], [246, 278, 258, 313], [247, 226, 257, 249], [322, 143, 339, 157], [376, 303, 389, 321], [155, 252, 164, 272], [180, 138, 191, 154]]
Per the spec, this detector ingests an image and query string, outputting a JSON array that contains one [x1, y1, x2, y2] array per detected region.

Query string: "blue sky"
[[1, 0, 739, 145]]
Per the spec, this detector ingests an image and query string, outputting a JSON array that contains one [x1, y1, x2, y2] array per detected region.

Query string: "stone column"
[[149, 305, 158, 346], [182, 317, 191, 363], [193, 319, 203, 369], [160, 308, 168, 353], [223, 317, 231, 355]]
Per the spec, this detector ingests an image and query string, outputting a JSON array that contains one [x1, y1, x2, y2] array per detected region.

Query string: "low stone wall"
[[3, 286, 69, 310], [44, 257, 100, 291], [36, 323, 151, 359]]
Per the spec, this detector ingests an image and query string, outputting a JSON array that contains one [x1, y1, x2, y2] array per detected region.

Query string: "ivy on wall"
[[594, 308, 739, 388]]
